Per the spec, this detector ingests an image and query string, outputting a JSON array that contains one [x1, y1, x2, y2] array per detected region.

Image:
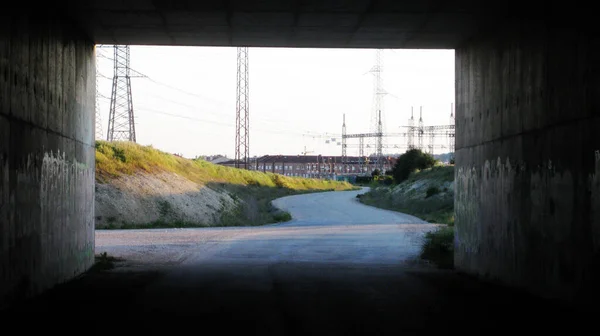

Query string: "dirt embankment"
[[93, 141, 355, 229], [95, 172, 235, 228]]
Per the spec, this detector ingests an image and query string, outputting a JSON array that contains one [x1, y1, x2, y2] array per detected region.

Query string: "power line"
[[98, 49, 331, 130], [136, 106, 318, 138]]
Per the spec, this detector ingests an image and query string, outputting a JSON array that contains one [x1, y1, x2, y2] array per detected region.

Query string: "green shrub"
[[391, 149, 437, 183], [273, 211, 292, 222], [421, 226, 454, 269], [425, 186, 440, 198]]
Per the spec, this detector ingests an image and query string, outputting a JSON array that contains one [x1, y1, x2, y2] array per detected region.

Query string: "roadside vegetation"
[[95, 141, 355, 228], [356, 149, 455, 268]]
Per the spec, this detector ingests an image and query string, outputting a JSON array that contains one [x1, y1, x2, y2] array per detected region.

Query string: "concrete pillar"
[[0, 13, 95, 306], [455, 18, 600, 302]]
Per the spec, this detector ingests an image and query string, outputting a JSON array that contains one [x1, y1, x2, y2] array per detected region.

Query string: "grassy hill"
[[359, 165, 454, 225], [95, 141, 355, 228], [358, 165, 455, 269]]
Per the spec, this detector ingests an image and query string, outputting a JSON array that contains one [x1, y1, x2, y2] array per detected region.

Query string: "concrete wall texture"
[[455, 19, 600, 301], [0, 14, 95, 306]]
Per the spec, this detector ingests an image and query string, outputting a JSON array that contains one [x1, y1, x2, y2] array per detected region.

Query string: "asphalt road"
[[3, 188, 587, 335], [272, 187, 427, 226]]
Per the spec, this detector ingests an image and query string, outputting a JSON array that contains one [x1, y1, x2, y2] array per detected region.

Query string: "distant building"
[[217, 155, 395, 179], [208, 156, 232, 164]]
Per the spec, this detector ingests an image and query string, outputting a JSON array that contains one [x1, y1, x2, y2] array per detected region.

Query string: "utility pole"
[[235, 47, 250, 169], [107, 45, 136, 142], [342, 114, 347, 174]]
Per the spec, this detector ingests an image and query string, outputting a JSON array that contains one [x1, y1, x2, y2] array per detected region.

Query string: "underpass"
[[4, 189, 589, 335], [1, 0, 599, 320]]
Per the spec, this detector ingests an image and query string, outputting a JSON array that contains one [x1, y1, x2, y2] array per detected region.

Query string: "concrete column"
[[0, 13, 95, 306], [455, 18, 600, 302]]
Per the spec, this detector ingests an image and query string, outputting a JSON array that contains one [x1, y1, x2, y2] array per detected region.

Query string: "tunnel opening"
[[2, 3, 599, 332]]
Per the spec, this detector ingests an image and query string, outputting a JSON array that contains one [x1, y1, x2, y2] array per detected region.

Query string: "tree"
[[391, 149, 437, 183], [371, 169, 381, 177]]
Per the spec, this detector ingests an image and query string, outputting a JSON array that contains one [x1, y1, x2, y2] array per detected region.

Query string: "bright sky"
[[96, 46, 454, 159]]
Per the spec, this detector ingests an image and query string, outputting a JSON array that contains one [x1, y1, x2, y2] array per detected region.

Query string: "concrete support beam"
[[0, 13, 95, 307], [455, 19, 600, 302]]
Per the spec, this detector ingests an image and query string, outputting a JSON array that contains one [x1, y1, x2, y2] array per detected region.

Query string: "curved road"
[[6, 189, 583, 335], [273, 187, 427, 226]]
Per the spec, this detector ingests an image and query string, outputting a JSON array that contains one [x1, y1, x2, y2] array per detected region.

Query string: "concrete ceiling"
[[61, 0, 520, 48]]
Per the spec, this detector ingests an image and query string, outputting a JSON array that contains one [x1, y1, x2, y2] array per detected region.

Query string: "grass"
[[96, 141, 354, 192], [404, 164, 454, 184], [359, 165, 455, 225], [273, 211, 293, 222], [96, 141, 356, 228], [215, 184, 325, 226], [357, 165, 455, 268], [359, 190, 454, 225], [420, 226, 454, 269], [104, 220, 208, 230]]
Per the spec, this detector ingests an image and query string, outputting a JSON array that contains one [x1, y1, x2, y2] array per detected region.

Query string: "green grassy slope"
[[95, 141, 355, 227], [359, 165, 455, 225]]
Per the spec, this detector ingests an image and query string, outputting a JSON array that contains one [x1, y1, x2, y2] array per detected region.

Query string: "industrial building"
[[219, 155, 395, 179]]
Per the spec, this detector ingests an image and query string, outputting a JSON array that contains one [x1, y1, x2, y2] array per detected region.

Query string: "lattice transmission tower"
[[341, 114, 347, 173], [235, 47, 250, 169], [95, 47, 103, 140], [449, 102, 455, 154], [407, 106, 415, 149], [107, 45, 136, 142], [418, 106, 424, 151], [369, 49, 386, 171]]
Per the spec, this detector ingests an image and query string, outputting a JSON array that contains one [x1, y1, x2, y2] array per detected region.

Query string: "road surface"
[[272, 187, 427, 226], [3, 189, 585, 335]]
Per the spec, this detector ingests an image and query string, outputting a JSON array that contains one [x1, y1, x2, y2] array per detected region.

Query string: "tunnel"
[[1, 1, 599, 307]]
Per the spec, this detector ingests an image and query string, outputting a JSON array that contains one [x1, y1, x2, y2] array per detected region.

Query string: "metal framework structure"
[[449, 103, 455, 154], [358, 136, 365, 171], [235, 47, 250, 169], [107, 45, 136, 142], [368, 49, 386, 171], [342, 114, 347, 173], [95, 49, 103, 140], [407, 106, 415, 149], [418, 106, 424, 151]]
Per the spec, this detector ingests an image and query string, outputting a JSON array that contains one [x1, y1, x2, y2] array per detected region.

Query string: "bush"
[[273, 211, 292, 222], [421, 226, 454, 269], [425, 186, 440, 198], [371, 169, 381, 177], [355, 176, 373, 184], [371, 175, 394, 186], [391, 149, 437, 183]]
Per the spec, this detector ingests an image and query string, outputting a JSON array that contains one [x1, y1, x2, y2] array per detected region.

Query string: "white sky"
[[96, 46, 455, 159]]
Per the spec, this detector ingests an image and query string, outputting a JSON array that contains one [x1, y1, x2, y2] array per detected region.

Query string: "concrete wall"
[[455, 19, 600, 301], [0, 14, 95, 307]]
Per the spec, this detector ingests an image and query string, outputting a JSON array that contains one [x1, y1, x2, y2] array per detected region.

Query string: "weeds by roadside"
[[420, 226, 454, 269], [357, 165, 456, 268], [89, 252, 124, 272]]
